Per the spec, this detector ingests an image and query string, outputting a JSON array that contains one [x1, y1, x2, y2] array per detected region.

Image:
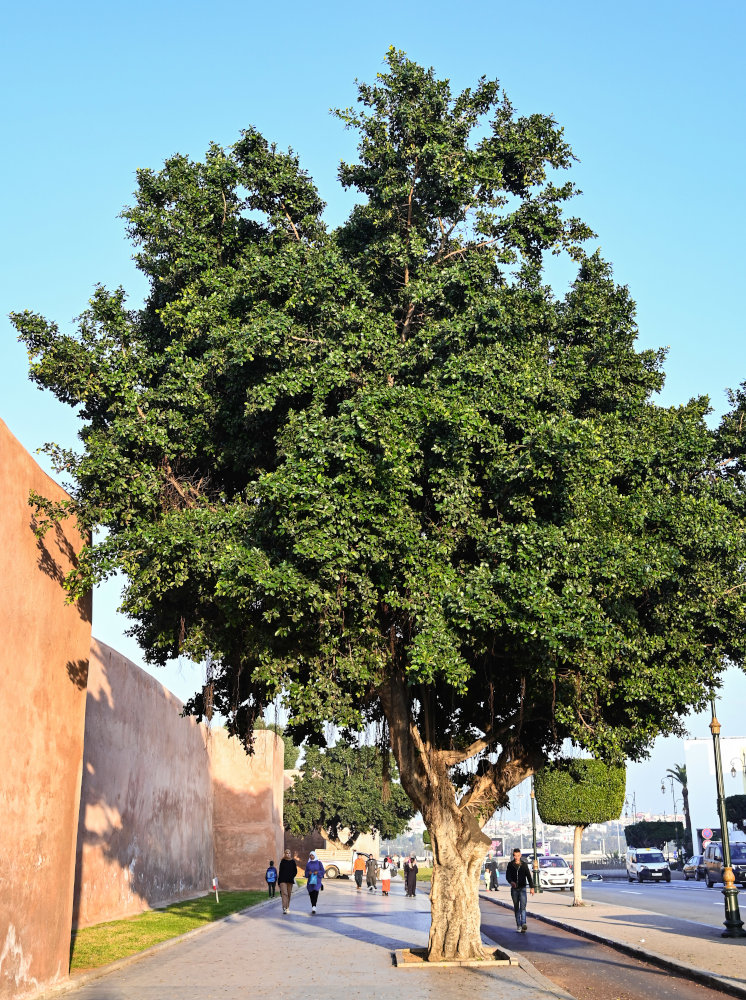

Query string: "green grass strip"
[[70, 891, 267, 972]]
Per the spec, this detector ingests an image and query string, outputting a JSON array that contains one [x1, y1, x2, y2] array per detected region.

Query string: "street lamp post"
[[709, 697, 746, 938], [530, 777, 542, 893], [730, 753, 746, 791], [624, 793, 637, 821]]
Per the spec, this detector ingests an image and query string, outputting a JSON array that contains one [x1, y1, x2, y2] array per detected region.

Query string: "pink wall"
[[0, 419, 285, 997], [74, 644, 285, 922], [210, 730, 284, 890], [0, 420, 91, 1000], [72, 640, 214, 927]]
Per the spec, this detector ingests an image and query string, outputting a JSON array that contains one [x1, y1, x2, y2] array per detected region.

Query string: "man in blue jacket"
[[505, 848, 534, 932]]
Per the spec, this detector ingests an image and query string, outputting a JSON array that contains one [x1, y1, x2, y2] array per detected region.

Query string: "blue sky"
[[2, 0, 744, 814]]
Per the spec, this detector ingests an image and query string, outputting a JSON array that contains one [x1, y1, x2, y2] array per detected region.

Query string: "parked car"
[[626, 847, 671, 883], [682, 854, 706, 881], [523, 854, 574, 890], [703, 841, 746, 888]]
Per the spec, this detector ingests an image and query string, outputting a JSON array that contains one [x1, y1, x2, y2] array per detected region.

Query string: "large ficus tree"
[[283, 741, 414, 847], [12, 50, 746, 960]]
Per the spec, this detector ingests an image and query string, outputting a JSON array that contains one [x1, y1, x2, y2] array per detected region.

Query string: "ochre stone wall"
[[72, 640, 214, 927], [0, 419, 92, 1000], [210, 729, 284, 889], [0, 419, 285, 996]]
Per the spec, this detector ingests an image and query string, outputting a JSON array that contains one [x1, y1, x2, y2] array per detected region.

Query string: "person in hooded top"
[[404, 855, 418, 896], [277, 849, 298, 914], [265, 860, 278, 897], [304, 851, 325, 914], [365, 854, 378, 891]]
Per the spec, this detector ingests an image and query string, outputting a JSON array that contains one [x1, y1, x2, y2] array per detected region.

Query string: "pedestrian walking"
[[277, 849, 297, 914], [506, 847, 534, 932], [353, 852, 366, 890], [487, 856, 499, 891], [380, 857, 391, 896], [304, 851, 325, 914], [483, 863, 490, 892], [403, 855, 418, 897], [265, 860, 278, 898], [365, 854, 378, 891]]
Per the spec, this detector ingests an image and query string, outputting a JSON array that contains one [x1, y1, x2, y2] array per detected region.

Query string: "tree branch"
[[280, 202, 301, 242], [289, 335, 324, 345], [400, 302, 416, 343], [403, 159, 419, 287], [438, 236, 500, 264], [458, 745, 542, 820], [440, 714, 519, 766], [378, 673, 439, 811]]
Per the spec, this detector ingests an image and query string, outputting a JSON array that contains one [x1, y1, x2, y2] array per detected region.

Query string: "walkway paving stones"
[[58, 880, 573, 1000]]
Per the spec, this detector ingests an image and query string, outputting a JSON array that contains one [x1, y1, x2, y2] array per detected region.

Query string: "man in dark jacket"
[[277, 849, 298, 913], [505, 848, 534, 932], [486, 857, 499, 891], [365, 854, 379, 891], [404, 856, 418, 896]]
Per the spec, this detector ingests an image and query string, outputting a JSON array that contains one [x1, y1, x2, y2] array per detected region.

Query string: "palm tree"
[[667, 764, 693, 857]]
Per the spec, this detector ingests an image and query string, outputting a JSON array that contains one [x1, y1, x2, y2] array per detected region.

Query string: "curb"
[[31, 896, 279, 1000], [480, 893, 746, 999]]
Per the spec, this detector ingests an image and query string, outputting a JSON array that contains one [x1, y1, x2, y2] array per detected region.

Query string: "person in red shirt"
[[353, 852, 366, 890]]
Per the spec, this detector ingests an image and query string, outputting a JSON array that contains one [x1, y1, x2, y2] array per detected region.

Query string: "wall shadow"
[[71, 649, 214, 941], [66, 659, 89, 690], [32, 516, 92, 624], [210, 737, 284, 890]]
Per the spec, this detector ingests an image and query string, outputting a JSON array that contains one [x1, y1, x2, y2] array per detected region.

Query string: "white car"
[[626, 848, 671, 883], [526, 855, 574, 890]]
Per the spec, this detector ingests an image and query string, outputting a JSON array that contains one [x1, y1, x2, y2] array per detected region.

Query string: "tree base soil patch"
[[394, 946, 518, 968]]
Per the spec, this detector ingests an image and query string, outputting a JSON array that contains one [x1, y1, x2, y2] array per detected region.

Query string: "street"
[[478, 896, 734, 1000], [582, 878, 744, 929], [479, 875, 746, 997]]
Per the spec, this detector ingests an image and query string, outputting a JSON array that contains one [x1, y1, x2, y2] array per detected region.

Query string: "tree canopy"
[[726, 795, 746, 833], [12, 48, 746, 960], [283, 740, 414, 847], [535, 757, 625, 903], [624, 821, 685, 850], [534, 759, 625, 827]]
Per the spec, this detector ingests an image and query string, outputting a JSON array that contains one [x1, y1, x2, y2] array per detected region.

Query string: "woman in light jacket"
[[304, 851, 325, 913], [380, 857, 392, 896]]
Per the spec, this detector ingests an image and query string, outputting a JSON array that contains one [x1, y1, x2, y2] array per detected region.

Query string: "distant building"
[[685, 736, 746, 851]]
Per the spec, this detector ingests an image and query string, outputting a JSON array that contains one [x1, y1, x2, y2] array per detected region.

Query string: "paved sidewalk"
[[480, 885, 746, 995], [56, 881, 573, 1000]]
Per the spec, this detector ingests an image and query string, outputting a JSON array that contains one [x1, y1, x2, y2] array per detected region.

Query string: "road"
[[581, 878, 743, 929], [479, 896, 737, 1000]]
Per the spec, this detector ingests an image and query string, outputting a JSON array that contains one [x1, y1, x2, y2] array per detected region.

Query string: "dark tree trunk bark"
[[379, 676, 504, 961], [424, 803, 489, 960]]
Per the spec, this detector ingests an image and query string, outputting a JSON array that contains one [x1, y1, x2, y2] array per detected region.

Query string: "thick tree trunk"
[[572, 824, 585, 905], [425, 804, 489, 961], [378, 675, 530, 962]]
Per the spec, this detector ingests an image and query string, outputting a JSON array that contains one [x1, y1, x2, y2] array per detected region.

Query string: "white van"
[[626, 847, 671, 883]]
